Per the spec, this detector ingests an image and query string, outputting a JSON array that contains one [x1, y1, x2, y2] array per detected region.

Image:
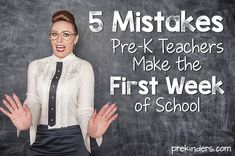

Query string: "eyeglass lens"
[[49, 31, 73, 41]]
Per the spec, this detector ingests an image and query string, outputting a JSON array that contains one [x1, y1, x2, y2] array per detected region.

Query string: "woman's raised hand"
[[0, 93, 32, 130], [88, 103, 118, 138]]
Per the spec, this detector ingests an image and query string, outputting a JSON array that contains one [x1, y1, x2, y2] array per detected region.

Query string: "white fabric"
[[18, 52, 102, 153]]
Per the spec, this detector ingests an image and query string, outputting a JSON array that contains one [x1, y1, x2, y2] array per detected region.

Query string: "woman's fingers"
[[13, 93, 22, 109], [2, 99, 14, 113], [97, 103, 110, 117], [105, 105, 118, 120], [90, 109, 97, 124], [4, 94, 18, 110], [107, 113, 118, 125], [103, 103, 116, 118], [23, 104, 30, 112], [0, 107, 12, 119]]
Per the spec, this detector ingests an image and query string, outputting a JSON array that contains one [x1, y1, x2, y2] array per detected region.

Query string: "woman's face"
[[50, 21, 79, 59]]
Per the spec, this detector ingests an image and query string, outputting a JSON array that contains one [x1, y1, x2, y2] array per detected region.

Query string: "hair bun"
[[52, 10, 75, 23]]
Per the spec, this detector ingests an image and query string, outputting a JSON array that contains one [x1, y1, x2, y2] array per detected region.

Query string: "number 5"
[[89, 11, 103, 32]]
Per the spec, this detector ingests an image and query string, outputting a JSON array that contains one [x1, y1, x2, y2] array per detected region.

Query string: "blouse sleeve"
[[17, 61, 41, 144], [76, 61, 103, 153]]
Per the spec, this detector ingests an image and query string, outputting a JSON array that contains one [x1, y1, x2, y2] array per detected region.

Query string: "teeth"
[[56, 45, 65, 48]]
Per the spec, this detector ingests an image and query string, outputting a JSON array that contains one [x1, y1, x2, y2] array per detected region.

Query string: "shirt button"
[[51, 119, 54, 121], [52, 85, 55, 87], [57, 70, 60, 72], [56, 77, 58, 79], [51, 108, 54, 110], [52, 96, 54, 99]]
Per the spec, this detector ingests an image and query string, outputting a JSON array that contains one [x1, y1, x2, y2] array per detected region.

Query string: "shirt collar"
[[51, 52, 75, 62]]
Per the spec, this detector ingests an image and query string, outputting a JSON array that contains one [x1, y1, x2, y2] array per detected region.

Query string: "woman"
[[0, 10, 118, 156]]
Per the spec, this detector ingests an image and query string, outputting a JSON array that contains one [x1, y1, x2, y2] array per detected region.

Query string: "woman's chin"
[[54, 51, 69, 59]]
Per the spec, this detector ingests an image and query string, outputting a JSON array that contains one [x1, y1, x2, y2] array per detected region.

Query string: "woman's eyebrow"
[[51, 30, 73, 33]]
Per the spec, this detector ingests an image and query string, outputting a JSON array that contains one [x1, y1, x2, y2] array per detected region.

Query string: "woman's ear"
[[74, 34, 79, 44]]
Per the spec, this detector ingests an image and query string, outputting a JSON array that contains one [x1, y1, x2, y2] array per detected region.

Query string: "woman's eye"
[[63, 32, 70, 37], [51, 32, 57, 36]]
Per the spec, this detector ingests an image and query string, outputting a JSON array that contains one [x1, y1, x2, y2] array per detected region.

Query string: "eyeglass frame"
[[48, 30, 77, 41]]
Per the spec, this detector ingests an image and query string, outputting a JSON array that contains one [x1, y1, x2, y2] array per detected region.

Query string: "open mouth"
[[56, 45, 66, 52]]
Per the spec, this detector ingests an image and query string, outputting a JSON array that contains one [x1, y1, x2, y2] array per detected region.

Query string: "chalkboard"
[[0, 0, 235, 156]]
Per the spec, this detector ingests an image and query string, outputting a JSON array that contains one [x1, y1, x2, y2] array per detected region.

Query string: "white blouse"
[[18, 52, 102, 152]]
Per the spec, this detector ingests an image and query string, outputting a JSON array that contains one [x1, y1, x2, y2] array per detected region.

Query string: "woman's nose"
[[57, 34, 63, 42]]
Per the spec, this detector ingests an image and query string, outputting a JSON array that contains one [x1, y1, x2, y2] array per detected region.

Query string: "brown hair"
[[52, 10, 78, 34]]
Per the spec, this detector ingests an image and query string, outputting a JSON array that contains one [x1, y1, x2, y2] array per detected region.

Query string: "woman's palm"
[[10, 105, 32, 130]]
